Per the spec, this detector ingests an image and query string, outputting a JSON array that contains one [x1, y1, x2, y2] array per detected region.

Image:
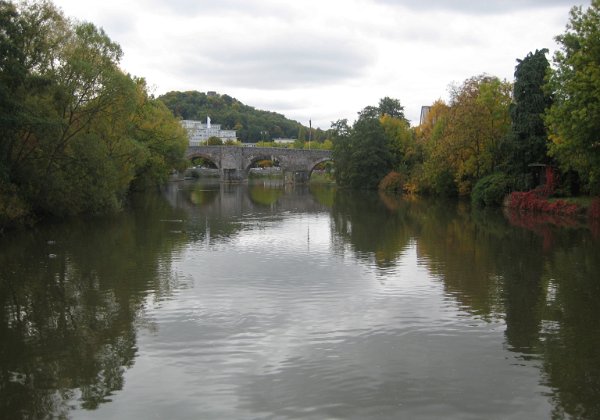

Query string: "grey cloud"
[[145, 0, 292, 18], [173, 37, 374, 90], [95, 11, 136, 39], [375, 0, 575, 14]]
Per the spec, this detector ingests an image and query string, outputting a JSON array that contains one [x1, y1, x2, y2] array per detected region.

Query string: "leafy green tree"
[[378, 96, 407, 121], [207, 136, 223, 145], [332, 108, 393, 189], [504, 49, 552, 189], [298, 126, 307, 141], [546, 1, 600, 194], [380, 114, 418, 173], [0, 1, 188, 223]]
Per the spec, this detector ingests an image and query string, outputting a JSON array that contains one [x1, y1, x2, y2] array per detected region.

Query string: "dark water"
[[1, 181, 599, 419]]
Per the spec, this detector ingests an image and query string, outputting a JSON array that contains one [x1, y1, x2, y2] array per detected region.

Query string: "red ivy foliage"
[[545, 166, 557, 193], [589, 197, 600, 238], [508, 189, 581, 216], [589, 197, 600, 219]]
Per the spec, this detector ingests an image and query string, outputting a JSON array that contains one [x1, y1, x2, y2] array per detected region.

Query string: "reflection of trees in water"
[[249, 185, 283, 206], [538, 238, 600, 419], [0, 193, 188, 418], [332, 191, 600, 418], [331, 190, 413, 270]]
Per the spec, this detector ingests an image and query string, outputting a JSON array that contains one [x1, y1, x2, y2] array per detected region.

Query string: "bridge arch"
[[185, 146, 332, 183], [244, 154, 281, 171], [308, 157, 333, 171], [188, 152, 220, 170]]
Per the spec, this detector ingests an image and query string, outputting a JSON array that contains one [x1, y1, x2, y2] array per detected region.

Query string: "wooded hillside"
[[158, 91, 326, 143]]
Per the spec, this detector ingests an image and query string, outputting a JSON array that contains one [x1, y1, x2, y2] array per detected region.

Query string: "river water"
[[1, 180, 599, 419]]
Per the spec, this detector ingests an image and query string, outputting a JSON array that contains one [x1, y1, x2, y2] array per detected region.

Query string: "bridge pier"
[[221, 168, 245, 182]]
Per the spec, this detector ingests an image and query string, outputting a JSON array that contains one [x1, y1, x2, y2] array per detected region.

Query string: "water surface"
[[1, 181, 599, 419]]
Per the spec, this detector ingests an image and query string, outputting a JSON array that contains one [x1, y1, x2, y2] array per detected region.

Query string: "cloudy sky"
[[52, 0, 578, 128]]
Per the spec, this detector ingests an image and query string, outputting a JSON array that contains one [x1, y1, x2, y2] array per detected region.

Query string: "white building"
[[181, 118, 237, 146]]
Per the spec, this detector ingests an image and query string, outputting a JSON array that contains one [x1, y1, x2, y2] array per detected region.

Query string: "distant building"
[[419, 106, 431, 126], [181, 118, 237, 146], [273, 138, 296, 145]]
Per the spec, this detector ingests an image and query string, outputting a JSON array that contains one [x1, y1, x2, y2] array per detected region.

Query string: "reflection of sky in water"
[[77, 212, 551, 419]]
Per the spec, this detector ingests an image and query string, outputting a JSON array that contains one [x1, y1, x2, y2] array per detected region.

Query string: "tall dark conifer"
[[506, 49, 552, 188]]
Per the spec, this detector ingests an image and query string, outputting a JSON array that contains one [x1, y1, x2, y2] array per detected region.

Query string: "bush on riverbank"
[[378, 171, 406, 193], [0, 182, 31, 230], [589, 197, 600, 219], [507, 188, 582, 216], [471, 173, 511, 207], [0, 2, 188, 230]]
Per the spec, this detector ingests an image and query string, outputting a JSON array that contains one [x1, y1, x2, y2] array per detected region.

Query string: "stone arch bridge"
[[186, 146, 332, 183]]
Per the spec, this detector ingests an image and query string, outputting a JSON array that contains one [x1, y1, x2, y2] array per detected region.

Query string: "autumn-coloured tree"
[[418, 100, 456, 195], [0, 1, 187, 223], [438, 75, 512, 194]]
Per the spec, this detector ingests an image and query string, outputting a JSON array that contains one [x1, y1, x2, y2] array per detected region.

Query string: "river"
[[1, 180, 599, 419]]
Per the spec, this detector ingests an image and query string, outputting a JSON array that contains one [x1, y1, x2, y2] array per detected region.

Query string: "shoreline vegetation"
[[3, 1, 600, 231], [0, 1, 188, 231], [336, 2, 600, 222]]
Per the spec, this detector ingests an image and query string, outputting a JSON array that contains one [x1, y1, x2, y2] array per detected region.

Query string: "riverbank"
[[505, 188, 600, 219]]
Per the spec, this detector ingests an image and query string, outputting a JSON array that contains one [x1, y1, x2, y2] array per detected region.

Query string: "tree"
[[418, 100, 458, 196], [297, 125, 307, 141], [207, 136, 223, 145], [504, 49, 552, 189], [0, 1, 188, 222], [158, 90, 309, 142], [332, 107, 393, 189], [546, 1, 600, 194], [380, 114, 418, 173], [378, 96, 407, 121], [443, 75, 512, 194]]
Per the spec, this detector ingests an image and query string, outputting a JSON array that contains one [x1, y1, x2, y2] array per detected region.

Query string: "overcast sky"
[[51, 0, 578, 128]]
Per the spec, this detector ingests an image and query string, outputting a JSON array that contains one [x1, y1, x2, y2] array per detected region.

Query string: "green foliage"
[[158, 90, 322, 143], [416, 76, 511, 196], [0, 1, 187, 225], [378, 171, 405, 193], [332, 98, 415, 190], [332, 109, 393, 189], [431, 169, 458, 197], [378, 96, 407, 121], [207, 136, 223, 145], [471, 172, 511, 207], [380, 114, 419, 172], [0, 181, 30, 227], [546, 1, 600, 194], [503, 49, 552, 190]]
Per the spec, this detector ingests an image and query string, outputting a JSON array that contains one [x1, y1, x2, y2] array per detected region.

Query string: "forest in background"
[[158, 90, 328, 143]]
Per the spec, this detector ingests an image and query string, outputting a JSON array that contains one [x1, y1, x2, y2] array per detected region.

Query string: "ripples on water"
[[3, 183, 599, 419], [79, 215, 548, 419]]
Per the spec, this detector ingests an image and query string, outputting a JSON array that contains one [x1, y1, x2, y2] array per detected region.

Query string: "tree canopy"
[[158, 90, 327, 143], [0, 0, 187, 226], [546, 0, 600, 194], [504, 49, 552, 189], [332, 98, 412, 189]]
